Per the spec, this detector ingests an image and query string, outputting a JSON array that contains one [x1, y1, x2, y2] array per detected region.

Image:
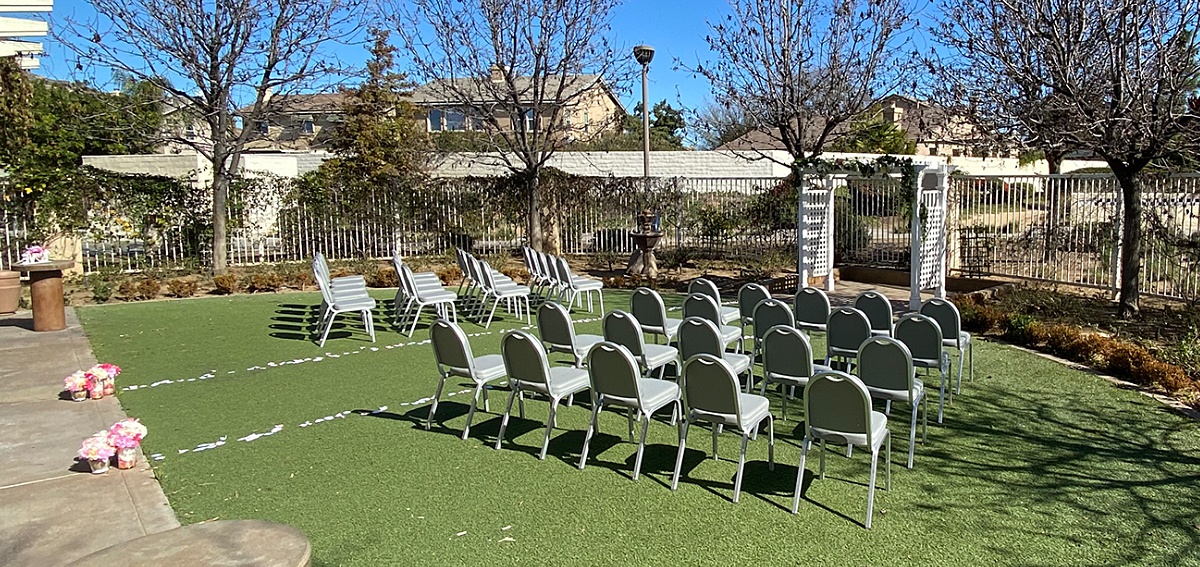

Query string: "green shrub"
[[1002, 313, 1039, 344], [92, 280, 113, 303], [212, 274, 239, 295]]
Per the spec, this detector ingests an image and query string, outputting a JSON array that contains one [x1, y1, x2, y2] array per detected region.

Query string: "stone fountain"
[[627, 209, 663, 278]]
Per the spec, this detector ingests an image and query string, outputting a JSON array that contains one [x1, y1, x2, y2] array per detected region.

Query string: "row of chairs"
[[428, 313, 898, 528], [454, 249, 533, 328], [522, 247, 605, 313], [312, 253, 377, 348]]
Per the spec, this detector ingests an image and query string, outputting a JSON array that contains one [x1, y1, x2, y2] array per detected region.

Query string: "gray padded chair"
[[759, 325, 832, 421], [428, 319, 507, 440], [826, 307, 871, 372], [603, 310, 677, 379], [737, 283, 771, 337], [631, 287, 681, 345], [395, 264, 458, 336], [857, 336, 927, 469], [921, 298, 973, 396], [683, 293, 744, 353], [495, 330, 590, 460], [751, 298, 794, 359], [794, 286, 831, 337], [537, 301, 603, 367], [313, 261, 376, 348], [791, 371, 891, 529], [552, 255, 605, 313], [689, 278, 740, 324], [578, 341, 683, 479], [854, 291, 894, 337], [671, 354, 775, 503], [894, 313, 951, 424], [678, 317, 753, 391]]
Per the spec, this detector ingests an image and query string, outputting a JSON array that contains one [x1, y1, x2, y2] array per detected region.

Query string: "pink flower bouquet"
[[78, 432, 115, 474], [109, 419, 147, 470], [84, 368, 106, 399], [64, 371, 90, 392], [20, 245, 49, 264], [92, 364, 120, 395]]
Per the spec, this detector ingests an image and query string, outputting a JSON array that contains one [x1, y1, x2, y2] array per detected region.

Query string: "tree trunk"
[[1115, 172, 1142, 317], [211, 167, 229, 274], [527, 170, 543, 252]]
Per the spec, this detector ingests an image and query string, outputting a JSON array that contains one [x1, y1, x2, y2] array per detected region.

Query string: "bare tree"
[[57, 0, 363, 273], [689, 0, 920, 162], [386, 0, 627, 253], [693, 98, 754, 150], [936, 0, 1200, 316]]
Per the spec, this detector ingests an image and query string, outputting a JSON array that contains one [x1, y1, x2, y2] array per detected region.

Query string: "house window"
[[184, 124, 197, 139], [255, 120, 269, 134], [428, 109, 443, 132], [301, 119, 315, 134], [445, 109, 467, 131], [519, 108, 535, 131]]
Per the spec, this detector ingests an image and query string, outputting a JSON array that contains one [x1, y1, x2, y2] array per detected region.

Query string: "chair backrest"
[[538, 252, 556, 283], [398, 264, 420, 298], [501, 330, 551, 386], [894, 313, 944, 364], [827, 307, 872, 355], [856, 336, 915, 394], [553, 256, 575, 288], [738, 283, 771, 321], [804, 371, 876, 443], [586, 341, 643, 404], [312, 259, 333, 304], [521, 247, 536, 276], [762, 325, 814, 379], [752, 298, 795, 342], [854, 291, 893, 334], [683, 293, 722, 324], [454, 248, 470, 275], [794, 286, 831, 328], [920, 298, 963, 343], [431, 319, 476, 374], [603, 310, 647, 358], [536, 301, 576, 351], [678, 317, 723, 362], [688, 278, 722, 304], [630, 287, 668, 329], [682, 354, 742, 424]]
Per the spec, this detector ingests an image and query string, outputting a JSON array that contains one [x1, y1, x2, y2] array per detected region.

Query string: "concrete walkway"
[[0, 308, 178, 567]]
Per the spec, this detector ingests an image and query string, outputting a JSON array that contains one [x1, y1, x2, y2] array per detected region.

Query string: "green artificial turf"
[[77, 290, 1200, 566]]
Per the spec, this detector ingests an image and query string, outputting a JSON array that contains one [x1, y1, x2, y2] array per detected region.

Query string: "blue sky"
[[37, 0, 731, 114]]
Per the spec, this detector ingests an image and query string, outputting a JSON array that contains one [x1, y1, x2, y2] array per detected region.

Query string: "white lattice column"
[[909, 164, 929, 310]]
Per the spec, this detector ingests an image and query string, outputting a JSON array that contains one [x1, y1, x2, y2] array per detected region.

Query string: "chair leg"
[[908, 400, 918, 469], [937, 367, 947, 424], [885, 431, 892, 490], [819, 439, 827, 479], [485, 297, 500, 329], [426, 376, 447, 430], [670, 420, 690, 491], [406, 304, 424, 337], [495, 387, 519, 450], [791, 437, 810, 514], [578, 399, 603, 470], [732, 432, 750, 503], [462, 383, 484, 440], [712, 423, 720, 460], [626, 407, 636, 442], [767, 415, 775, 470], [539, 400, 558, 460], [633, 415, 650, 480], [867, 445, 879, 529], [318, 310, 338, 347]]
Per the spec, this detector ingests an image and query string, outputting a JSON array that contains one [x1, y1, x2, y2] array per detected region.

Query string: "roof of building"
[[410, 73, 620, 109]]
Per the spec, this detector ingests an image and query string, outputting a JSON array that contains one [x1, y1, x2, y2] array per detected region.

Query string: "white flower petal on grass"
[[456, 531, 467, 537], [499, 537, 516, 543]]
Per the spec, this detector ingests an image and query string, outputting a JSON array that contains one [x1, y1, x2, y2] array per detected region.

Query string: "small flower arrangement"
[[107, 418, 147, 449], [92, 363, 120, 395], [84, 367, 107, 399], [64, 371, 90, 393], [78, 432, 116, 473], [20, 244, 49, 264]]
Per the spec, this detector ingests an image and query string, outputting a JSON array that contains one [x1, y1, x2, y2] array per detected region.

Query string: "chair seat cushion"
[[547, 366, 590, 397], [331, 275, 367, 286], [642, 317, 683, 338], [943, 332, 971, 347], [638, 379, 682, 413], [796, 321, 827, 333], [571, 277, 603, 290], [573, 334, 604, 357], [643, 344, 679, 369], [472, 354, 507, 381], [812, 410, 888, 450], [865, 378, 924, 403], [723, 352, 752, 375], [494, 284, 531, 296], [720, 306, 740, 324], [718, 325, 741, 345], [333, 297, 376, 310], [417, 289, 457, 303], [766, 362, 831, 385], [737, 393, 771, 427]]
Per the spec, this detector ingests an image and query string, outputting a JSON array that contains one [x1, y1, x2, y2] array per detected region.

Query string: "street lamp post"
[[633, 45, 654, 191]]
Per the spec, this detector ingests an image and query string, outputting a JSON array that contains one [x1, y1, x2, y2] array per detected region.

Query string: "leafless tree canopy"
[[690, 0, 920, 162], [57, 0, 363, 272], [936, 0, 1200, 170], [386, 0, 628, 251]]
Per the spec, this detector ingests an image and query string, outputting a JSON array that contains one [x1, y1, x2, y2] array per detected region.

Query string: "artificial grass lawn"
[[78, 290, 1200, 566]]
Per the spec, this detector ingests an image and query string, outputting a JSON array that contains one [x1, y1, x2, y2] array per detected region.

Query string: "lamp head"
[[633, 45, 655, 66]]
